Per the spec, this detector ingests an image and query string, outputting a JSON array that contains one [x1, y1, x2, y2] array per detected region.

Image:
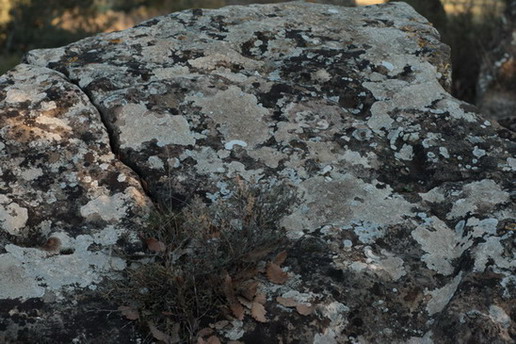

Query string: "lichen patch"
[[190, 86, 270, 147], [116, 103, 196, 149]]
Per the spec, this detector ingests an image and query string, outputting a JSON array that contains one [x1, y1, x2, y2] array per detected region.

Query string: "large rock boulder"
[[1, 1, 514, 343]]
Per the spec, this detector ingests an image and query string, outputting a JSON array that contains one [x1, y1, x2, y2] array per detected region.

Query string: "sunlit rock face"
[[477, 0, 516, 133], [1, 2, 514, 343]]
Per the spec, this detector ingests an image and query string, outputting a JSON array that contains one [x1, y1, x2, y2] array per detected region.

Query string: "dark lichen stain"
[[8, 293, 142, 344], [240, 320, 288, 344], [257, 83, 295, 108], [210, 15, 229, 33], [135, 17, 160, 28], [288, 236, 345, 294], [98, 170, 129, 193], [285, 29, 309, 48], [80, 51, 104, 64]]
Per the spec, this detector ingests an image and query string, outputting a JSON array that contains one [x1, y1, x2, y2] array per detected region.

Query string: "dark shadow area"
[[390, 0, 506, 104]]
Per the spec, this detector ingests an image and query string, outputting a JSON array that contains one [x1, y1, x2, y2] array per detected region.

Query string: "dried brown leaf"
[[212, 320, 229, 330], [118, 305, 139, 320], [273, 250, 288, 266], [230, 301, 245, 320], [296, 304, 314, 316], [148, 321, 179, 344], [206, 336, 221, 344], [196, 327, 214, 338], [223, 273, 235, 298], [237, 296, 253, 309], [238, 280, 259, 301], [254, 292, 267, 305], [223, 273, 245, 320], [244, 246, 275, 262], [146, 237, 166, 253], [276, 297, 297, 308], [233, 267, 260, 281], [266, 262, 288, 284], [251, 302, 268, 323]]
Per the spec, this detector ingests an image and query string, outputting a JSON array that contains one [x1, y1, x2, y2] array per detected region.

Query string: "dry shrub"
[[108, 178, 297, 342]]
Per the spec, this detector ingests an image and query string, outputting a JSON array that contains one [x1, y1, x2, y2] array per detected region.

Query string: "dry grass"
[[107, 178, 297, 342]]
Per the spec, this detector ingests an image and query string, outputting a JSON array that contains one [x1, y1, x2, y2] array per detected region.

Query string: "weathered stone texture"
[[0, 65, 151, 342], [1, 1, 514, 343]]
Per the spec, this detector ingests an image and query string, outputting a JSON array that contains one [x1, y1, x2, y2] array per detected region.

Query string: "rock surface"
[[0, 63, 152, 343], [1, 1, 515, 343]]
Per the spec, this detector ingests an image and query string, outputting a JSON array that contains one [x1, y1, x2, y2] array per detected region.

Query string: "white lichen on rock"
[[116, 103, 196, 149], [447, 179, 510, 219], [0, 227, 126, 299], [425, 273, 463, 315]]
